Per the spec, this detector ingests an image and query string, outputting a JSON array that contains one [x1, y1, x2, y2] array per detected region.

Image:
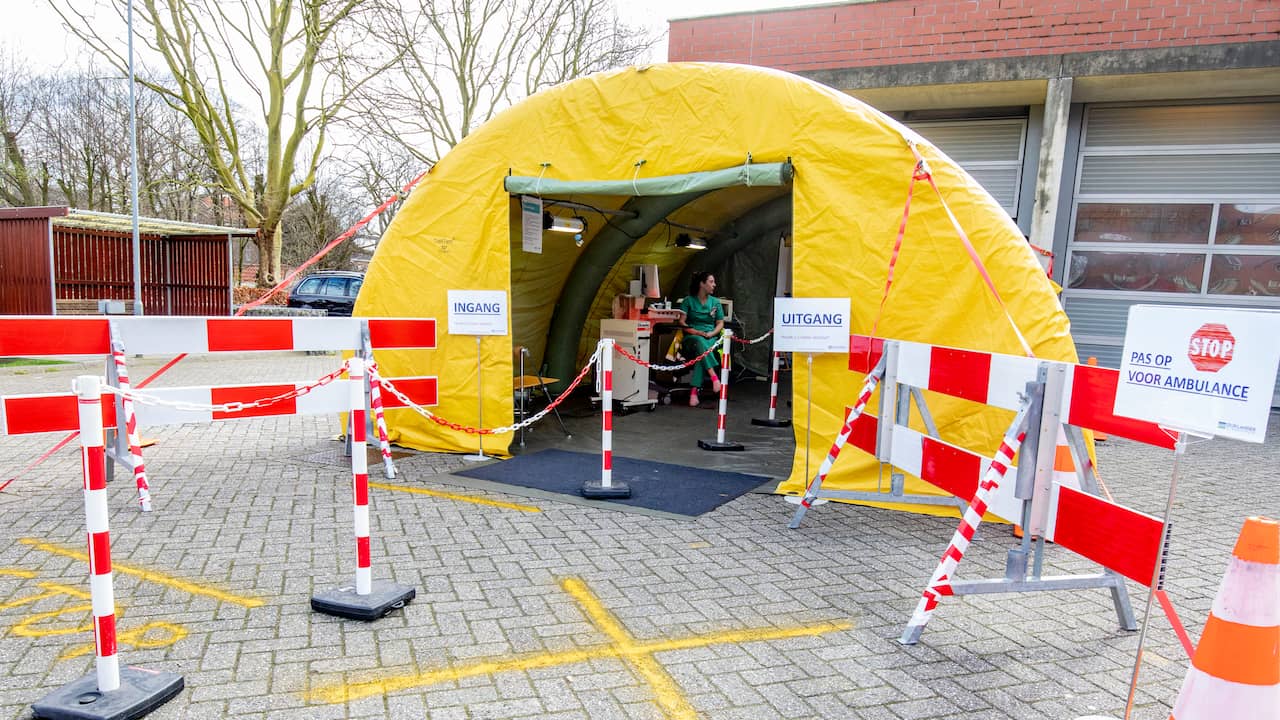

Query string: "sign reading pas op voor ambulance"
[[1114, 305, 1280, 443]]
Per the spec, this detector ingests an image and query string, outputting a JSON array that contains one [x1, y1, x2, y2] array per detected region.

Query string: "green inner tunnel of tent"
[[504, 161, 795, 388]]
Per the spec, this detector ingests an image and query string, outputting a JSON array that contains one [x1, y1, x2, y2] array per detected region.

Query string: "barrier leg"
[[312, 357, 416, 621], [899, 398, 1032, 645], [32, 375, 183, 719], [583, 339, 631, 499], [699, 331, 745, 451], [110, 332, 153, 511], [786, 362, 885, 528], [752, 351, 791, 428]]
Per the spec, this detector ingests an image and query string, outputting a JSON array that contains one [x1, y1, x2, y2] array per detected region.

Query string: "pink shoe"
[[688, 390, 700, 407]]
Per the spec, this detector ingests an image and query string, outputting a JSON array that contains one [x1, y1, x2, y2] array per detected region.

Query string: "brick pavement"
[[0, 351, 1276, 719]]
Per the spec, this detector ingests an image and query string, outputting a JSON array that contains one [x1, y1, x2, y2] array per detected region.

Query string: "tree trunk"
[[254, 225, 279, 288]]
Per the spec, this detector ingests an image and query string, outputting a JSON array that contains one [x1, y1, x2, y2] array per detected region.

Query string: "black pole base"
[[32, 666, 183, 720], [312, 581, 415, 621], [751, 417, 792, 427], [581, 479, 631, 499], [698, 438, 745, 451]]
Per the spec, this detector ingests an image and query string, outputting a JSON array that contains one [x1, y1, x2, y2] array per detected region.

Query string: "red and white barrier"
[[795, 334, 1178, 643], [0, 316, 437, 356], [0, 316, 441, 499], [0, 375, 438, 435]]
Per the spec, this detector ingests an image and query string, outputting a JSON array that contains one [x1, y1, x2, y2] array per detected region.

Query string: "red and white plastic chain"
[[372, 346, 601, 436], [730, 328, 774, 345], [102, 361, 350, 414], [614, 339, 719, 372]]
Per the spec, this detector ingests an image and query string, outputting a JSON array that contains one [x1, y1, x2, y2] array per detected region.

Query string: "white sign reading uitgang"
[[447, 290, 508, 336], [1114, 305, 1280, 443], [773, 297, 851, 353]]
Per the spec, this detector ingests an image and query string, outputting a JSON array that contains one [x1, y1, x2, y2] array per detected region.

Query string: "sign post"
[[447, 290, 509, 461], [1113, 305, 1280, 719], [772, 297, 851, 495]]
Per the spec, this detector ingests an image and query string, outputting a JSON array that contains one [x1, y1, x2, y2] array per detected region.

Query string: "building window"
[[1067, 201, 1280, 297]]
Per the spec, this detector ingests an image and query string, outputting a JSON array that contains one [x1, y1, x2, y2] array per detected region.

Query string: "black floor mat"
[[451, 448, 770, 516]]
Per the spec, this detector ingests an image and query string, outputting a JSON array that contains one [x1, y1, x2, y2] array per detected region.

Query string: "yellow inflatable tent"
[[355, 62, 1077, 515]]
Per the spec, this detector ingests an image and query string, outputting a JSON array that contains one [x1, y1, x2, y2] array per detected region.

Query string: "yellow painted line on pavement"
[[368, 481, 541, 513], [19, 539, 264, 608], [306, 576, 851, 706], [562, 577, 700, 720]]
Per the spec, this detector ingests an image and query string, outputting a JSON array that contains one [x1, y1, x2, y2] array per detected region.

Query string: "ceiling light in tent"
[[543, 212, 585, 233], [675, 233, 707, 250]]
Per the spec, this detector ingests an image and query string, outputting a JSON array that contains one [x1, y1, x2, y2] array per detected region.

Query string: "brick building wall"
[[668, 0, 1280, 71]]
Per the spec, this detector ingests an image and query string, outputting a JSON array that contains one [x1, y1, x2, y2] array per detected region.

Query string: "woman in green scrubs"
[[678, 271, 725, 407]]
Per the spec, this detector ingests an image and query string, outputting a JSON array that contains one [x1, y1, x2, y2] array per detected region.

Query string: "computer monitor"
[[638, 264, 660, 299]]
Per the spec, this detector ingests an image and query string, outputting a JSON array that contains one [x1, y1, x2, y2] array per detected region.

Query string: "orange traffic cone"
[[1086, 357, 1108, 441], [1168, 516, 1279, 719]]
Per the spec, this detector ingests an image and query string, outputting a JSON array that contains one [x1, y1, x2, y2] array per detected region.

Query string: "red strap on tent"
[[906, 142, 1034, 358], [870, 160, 930, 340], [239, 169, 429, 312]]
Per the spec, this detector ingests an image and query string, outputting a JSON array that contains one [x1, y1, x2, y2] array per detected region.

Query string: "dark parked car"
[[287, 270, 364, 316]]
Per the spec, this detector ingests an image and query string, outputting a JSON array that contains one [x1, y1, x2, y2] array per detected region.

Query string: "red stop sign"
[[1187, 323, 1236, 372]]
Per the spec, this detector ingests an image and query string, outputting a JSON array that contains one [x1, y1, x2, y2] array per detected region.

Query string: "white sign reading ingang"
[[1114, 305, 1280, 443], [447, 290, 509, 336], [773, 297, 851, 353]]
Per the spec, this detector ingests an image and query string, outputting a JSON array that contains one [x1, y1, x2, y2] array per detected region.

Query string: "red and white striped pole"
[[31, 375, 185, 717], [698, 330, 744, 451], [583, 339, 630, 498], [752, 350, 791, 428], [348, 357, 372, 596], [313, 358, 417, 620], [75, 374, 120, 691], [366, 362, 397, 479], [898, 400, 1032, 645], [109, 338, 153, 511]]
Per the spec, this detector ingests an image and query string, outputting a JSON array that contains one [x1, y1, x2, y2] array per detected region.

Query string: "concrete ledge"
[[234, 306, 327, 317]]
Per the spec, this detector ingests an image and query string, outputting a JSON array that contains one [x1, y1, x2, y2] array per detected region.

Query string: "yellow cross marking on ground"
[[368, 481, 540, 513], [19, 539, 263, 608], [307, 577, 851, 717]]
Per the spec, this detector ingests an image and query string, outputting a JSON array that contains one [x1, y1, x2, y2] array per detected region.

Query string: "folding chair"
[[513, 346, 571, 447]]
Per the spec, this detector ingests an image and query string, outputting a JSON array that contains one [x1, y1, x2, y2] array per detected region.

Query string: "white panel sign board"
[[447, 290, 508, 336], [520, 195, 542, 254], [773, 298, 850, 353], [1114, 305, 1280, 443]]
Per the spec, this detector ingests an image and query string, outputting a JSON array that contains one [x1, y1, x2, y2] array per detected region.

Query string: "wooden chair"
[[513, 346, 570, 447]]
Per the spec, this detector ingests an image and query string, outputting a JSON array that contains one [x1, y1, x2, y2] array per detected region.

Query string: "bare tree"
[[52, 0, 386, 286], [280, 172, 366, 270], [0, 49, 51, 206], [1, 58, 228, 221], [346, 0, 655, 165]]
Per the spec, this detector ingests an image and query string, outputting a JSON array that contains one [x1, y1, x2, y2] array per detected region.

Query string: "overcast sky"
[[2, 1, 837, 70]]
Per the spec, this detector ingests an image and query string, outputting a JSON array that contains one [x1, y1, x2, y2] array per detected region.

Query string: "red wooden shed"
[[0, 206, 257, 315]]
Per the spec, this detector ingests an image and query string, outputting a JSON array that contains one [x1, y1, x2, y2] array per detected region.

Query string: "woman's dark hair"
[[689, 271, 713, 297]]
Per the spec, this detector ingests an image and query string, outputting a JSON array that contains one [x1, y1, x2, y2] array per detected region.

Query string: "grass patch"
[[0, 357, 71, 368]]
